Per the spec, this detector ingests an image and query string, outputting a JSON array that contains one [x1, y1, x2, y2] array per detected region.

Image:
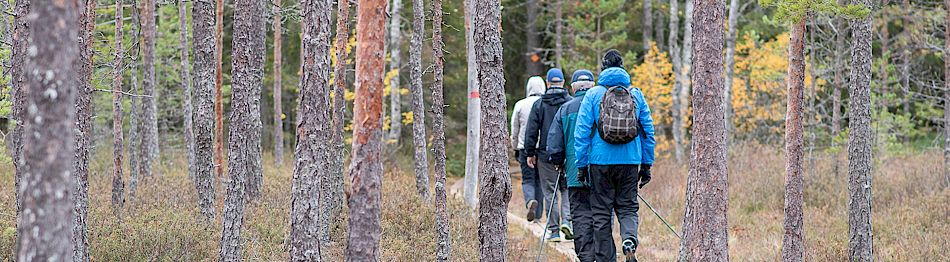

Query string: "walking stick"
[[637, 193, 682, 240], [536, 165, 564, 262]]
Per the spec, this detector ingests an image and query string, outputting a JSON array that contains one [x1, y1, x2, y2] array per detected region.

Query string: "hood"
[[525, 76, 546, 97], [573, 89, 588, 98], [541, 88, 570, 106], [597, 67, 631, 88]]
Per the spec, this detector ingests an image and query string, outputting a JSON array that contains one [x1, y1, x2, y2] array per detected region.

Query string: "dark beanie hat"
[[602, 49, 624, 70]]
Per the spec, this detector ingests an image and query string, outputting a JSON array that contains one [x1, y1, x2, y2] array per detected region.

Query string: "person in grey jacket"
[[510, 76, 546, 221]]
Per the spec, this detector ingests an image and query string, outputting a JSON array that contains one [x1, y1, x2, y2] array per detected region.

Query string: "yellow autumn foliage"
[[630, 43, 674, 129]]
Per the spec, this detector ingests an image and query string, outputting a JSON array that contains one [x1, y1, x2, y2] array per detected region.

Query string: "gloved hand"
[[578, 167, 590, 188], [638, 164, 652, 189]]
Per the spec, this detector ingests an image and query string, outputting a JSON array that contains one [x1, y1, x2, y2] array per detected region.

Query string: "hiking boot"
[[560, 223, 574, 240], [622, 238, 638, 262], [526, 200, 538, 222], [545, 232, 562, 243]]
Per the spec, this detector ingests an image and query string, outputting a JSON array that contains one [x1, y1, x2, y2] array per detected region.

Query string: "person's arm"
[[524, 101, 542, 158], [510, 103, 521, 149], [573, 91, 596, 169], [546, 107, 566, 165], [635, 90, 656, 165]]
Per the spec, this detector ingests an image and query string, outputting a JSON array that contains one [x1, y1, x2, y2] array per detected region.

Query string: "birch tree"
[[678, 0, 729, 259], [346, 0, 388, 259], [112, 0, 126, 217], [388, 0, 404, 145], [848, 0, 874, 259], [723, 0, 740, 142], [16, 4, 78, 259], [463, 0, 480, 209], [73, 1, 96, 260], [194, 0, 218, 222], [431, 0, 452, 258], [409, 0, 430, 200]]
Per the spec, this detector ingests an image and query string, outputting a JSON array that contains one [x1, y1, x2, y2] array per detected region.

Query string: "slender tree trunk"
[[677, 0, 729, 259], [670, 0, 685, 163], [215, 0, 226, 179], [141, 0, 159, 176], [73, 1, 96, 260], [329, 0, 350, 230], [848, 0, 874, 259], [273, 0, 284, 167], [462, 0, 480, 209], [723, 0, 739, 144], [656, 0, 667, 51], [112, 0, 126, 218], [193, 0, 218, 221], [9, 0, 30, 219], [409, 0, 430, 200], [643, 0, 653, 50], [128, 0, 142, 200], [431, 0, 452, 259], [288, 0, 332, 258], [945, 0, 950, 182], [388, 0, 403, 145], [673, 0, 694, 163], [345, 0, 387, 259], [878, 0, 890, 110], [473, 0, 511, 260], [554, 0, 562, 65], [180, 0, 196, 182], [832, 9, 846, 138], [16, 5, 78, 260], [523, 0, 542, 76], [900, 0, 911, 116], [781, 18, 806, 262]]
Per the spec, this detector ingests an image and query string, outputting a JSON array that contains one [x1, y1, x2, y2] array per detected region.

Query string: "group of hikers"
[[510, 50, 656, 262]]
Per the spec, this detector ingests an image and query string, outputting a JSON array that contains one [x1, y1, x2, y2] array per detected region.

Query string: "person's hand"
[[638, 164, 652, 189], [578, 167, 590, 188], [527, 156, 537, 168]]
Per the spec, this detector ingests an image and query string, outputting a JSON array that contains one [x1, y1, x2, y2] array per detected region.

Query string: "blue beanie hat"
[[546, 68, 565, 83], [571, 69, 595, 83]]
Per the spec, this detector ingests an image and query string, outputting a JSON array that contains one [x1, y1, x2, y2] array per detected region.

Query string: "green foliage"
[[563, 0, 633, 71], [759, 0, 869, 22]]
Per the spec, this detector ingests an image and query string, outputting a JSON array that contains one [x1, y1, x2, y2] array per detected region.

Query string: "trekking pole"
[[536, 166, 563, 262], [637, 193, 682, 240]]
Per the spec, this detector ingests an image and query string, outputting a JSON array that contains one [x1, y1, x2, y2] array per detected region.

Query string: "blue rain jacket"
[[546, 89, 587, 188]]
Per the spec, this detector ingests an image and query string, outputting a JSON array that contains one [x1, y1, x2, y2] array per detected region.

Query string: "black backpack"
[[597, 86, 640, 144]]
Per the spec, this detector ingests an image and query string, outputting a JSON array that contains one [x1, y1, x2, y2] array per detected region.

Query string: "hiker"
[[524, 68, 573, 242], [546, 69, 596, 261], [573, 50, 656, 262], [510, 76, 547, 222]]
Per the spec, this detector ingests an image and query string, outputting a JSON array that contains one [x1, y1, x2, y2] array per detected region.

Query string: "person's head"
[[570, 69, 595, 92], [525, 76, 546, 97], [602, 49, 624, 70], [546, 68, 565, 88]]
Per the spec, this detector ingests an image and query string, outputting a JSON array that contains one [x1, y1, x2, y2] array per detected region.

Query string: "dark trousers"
[[590, 164, 640, 262], [570, 187, 594, 262], [518, 149, 543, 217]]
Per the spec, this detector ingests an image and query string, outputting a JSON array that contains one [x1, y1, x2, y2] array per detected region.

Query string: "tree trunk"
[[215, 0, 226, 179], [900, 0, 911, 116], [523, 0, 542, 76], [677, 0, 729, 259], [832, 11, 846, 138], [643, 0, 653, 50], [193, 0, 218, 221], [180, 0, 196, 182], [388, 0, 403, 145], [219, 0, 266, 259], [345, 0, 387, 259], [112, 0, 126, 218], [16, 5, 78, 260], [655, 0, 667, 51], [673, 0, 694, 163], [128, 0, 142, 201], [473, 0, 511, 260], [670, 0, 684, 163], [409, 0, 430, 201], [554, 0, 562, 65], [781, 18, 806, 262], [848, 0, 874, 259], [273, 0, 284, 167], [141, 0, 159, 177], [945, 0, 950, 182], [288, 0, 333, 258], [463, 0, 480, 209], [431, 0, 452, 259], [73, 1, 96, 260], [723, 0, 739, 144], [329, 0, 350, 230], [878, 0, 890, 110], [9, 0, 30, 219]]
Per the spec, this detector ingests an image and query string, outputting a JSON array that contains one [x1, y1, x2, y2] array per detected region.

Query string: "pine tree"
[[127, 0, 142, 201], [346, 0, 388, 259], [523, 0, 542, 76], [272, 0, 284, 167], [73, 1, 96, 260], [431, 0, 452, 258], [473, 0, 511, 260], [848, 0, 875, 259], [193, 0, 218, 222], [782, 17, 807, 262], [673, 0, 694, 163], [945, 0, 950, 181], [677, 0, 729, 259], [563, 0, 632, 71], [141, 0, 159, 177], [9, 0, 30, 218], [329, 0, 350, 232], [409, 0, 430, 200], [16, 5, 78, 259], [180, 0, 196, 182], [215, 0, 226, 179], [643, 0, 653, 50], [112, 0, 127, 218]]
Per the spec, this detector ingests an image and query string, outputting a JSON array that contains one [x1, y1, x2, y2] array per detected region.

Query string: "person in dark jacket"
[[547, 69, 596, 261], [525, 68, 573, 242], [574, 50, 656, 261]]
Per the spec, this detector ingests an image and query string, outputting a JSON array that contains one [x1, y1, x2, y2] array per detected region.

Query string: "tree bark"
[[9, 0, 30, 219], [848, 0, 874, 259], [673, 0, 694, 163], [273, 0, 284, 167], [141, 0, 159, 177], [193, 0, 218, 222], [945, 0, 950, 182], [677, 0, 729, 259], [180, 0, 196, 182], [723, 0, 739, 144], [16, 4, 78, 260], [669, 0, 684, 163], [73, 1, 96, 260], [388, 0, 403, 145], [329, 0, 350, 230], [128, 0, 142, 201], [431, 0, 452, 258], [112, 0, 126, 219], [409, 0, 430, 201], [215, 0, 226, 180], [345, 0, 387, 259], [781, 18, 806, 262], [878, 0, 890, 110], [643, 0, 653, 50], [473, 0, 511, 260], [462, 0, 480, 209], [288, 0, 333, 258], [523, 0, 542, 76], [554, 0, 562, 65], [655, 0, 667, 51], [832, 6, 846, 138]]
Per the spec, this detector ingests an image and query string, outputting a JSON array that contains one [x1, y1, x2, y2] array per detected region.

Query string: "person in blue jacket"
[[546, 69, 596, 261], [573, 50, 656, 262]]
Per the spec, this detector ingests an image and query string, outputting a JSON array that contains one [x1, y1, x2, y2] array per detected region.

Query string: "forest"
[[0, 0, 947, 260]]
